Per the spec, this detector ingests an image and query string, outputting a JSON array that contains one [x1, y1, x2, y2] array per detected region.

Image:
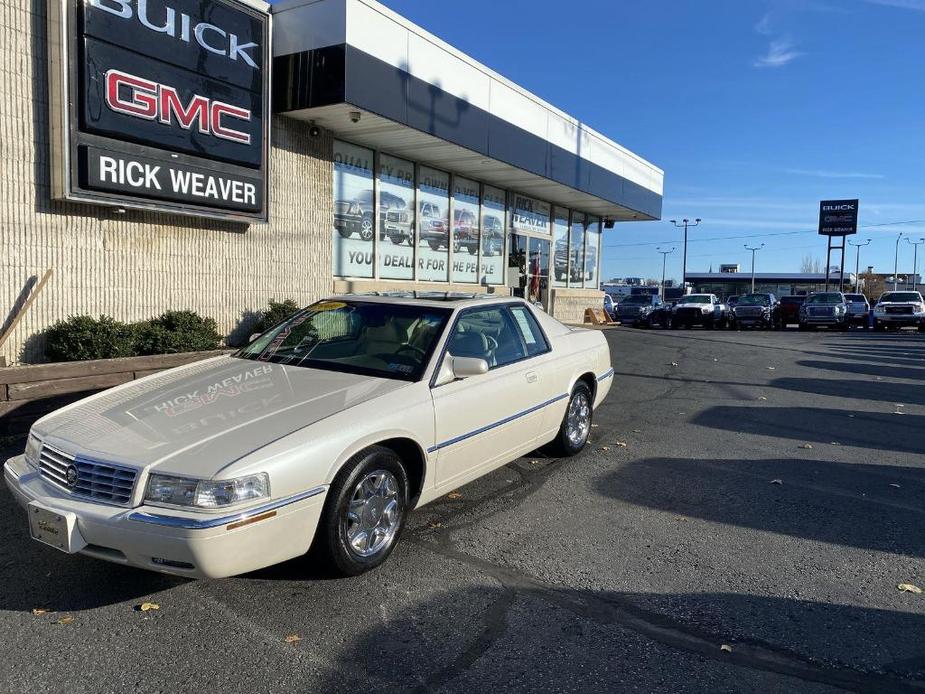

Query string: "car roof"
[[326, 292, 533, 309]]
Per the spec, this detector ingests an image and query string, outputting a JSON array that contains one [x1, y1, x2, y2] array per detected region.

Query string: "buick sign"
[[818, 199, 859, 236], [48, 0, 271, 223]]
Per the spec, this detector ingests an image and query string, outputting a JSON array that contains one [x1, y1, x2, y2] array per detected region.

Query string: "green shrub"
[[254, 299, 301, 334], [136, 310, 222, 355], [44, 315, 138, 362]]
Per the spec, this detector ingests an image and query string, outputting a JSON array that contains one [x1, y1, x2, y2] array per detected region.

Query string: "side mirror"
[[249, 333, 261, 344], [434, 354, 489, 386]]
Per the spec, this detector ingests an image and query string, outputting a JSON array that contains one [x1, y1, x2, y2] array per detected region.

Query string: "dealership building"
[[1, 0, 663, 364]]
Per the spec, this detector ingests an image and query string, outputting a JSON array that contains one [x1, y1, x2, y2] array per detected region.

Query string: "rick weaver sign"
[[47, 0, 271, 222]]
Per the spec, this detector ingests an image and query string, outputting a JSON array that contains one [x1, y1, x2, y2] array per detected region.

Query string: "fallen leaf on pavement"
[[669, 362, 679, 367], [675, 516, 688, 522], [633, 429, 641, 433], [889, 483, 901, 489], [898, 583, 922, 594], [56, 616, 75, 625], [770, 479, 783, 485], [591, 424, 599, 428], [615, 442, 627, 448], [32, 608, 52, 616], [285, 634, 302, 644], [136, 602, 160, 612], [720, 644, 733, 653], [600, 447, 610, 452], [799, 444, 813, 450], [757, 396, 768, 401], [427, 521, 443, 529], [447, 492, 462, 500]]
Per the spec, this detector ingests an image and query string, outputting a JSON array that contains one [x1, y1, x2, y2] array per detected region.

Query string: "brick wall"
[[0, 0, 334, 365]]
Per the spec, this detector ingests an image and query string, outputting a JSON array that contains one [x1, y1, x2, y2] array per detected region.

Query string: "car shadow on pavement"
[[798, 359, 925, 381], [0, 487, 185, 613], [692, 405, 925, 455], [303, 583, 925, 692], [597, 456, 925, 558], [771, 377, 925, 406]]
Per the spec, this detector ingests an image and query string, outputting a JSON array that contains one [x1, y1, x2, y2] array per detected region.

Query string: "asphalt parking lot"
[[1, 327, 923, 694]]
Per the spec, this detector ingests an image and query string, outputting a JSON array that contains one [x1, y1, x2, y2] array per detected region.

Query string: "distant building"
[[719, 264, 740, 274], [686, 272, 858, 298]]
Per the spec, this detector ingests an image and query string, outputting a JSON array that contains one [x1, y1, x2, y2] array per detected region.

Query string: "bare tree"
[[800, 255, 822, 274]]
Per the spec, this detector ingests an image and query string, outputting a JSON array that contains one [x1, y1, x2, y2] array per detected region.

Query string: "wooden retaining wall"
[[0, 351, 228, 436]]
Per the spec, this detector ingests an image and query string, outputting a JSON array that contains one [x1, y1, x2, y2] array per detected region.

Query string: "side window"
[[507, 306, 550, 358], [448, 308, 527, 368]]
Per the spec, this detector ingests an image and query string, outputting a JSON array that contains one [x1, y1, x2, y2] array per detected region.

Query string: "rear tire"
[[547, 382, 593, 457], [313, 446, 410, 577]]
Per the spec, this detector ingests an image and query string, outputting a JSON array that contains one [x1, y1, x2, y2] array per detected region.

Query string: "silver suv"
[[872, 291, 925, 332], [843, 293, 870, 328]]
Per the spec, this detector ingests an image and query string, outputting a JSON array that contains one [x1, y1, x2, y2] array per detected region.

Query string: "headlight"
[[701, 307, 712, 314], [834, 306, 845, 314], [874, 306, 886, 314], [24, 432, 42, 469], [145, 473, 270, 509]]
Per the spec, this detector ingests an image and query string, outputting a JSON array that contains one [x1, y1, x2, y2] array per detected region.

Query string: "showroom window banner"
[[480, 186, 505, 285], [585, 216, 601, 289], [511, 194, 551, 236], [552, 207, 569, 287], [451, 177, 480, 283], [378, 154, 416, 280], [569, 212, 586, 287], [417, 166, 450, 282], [332, 141, 374, 278]]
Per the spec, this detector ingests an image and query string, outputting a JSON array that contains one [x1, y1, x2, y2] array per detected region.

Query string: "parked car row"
[[605, 290, 925, 332]]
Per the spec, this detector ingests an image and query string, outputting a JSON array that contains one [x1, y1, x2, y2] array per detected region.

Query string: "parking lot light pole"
[[670, 218, 701, 288], [908, 237, 925, 291], [657, 246, 676, 299], [848, 238, 871, 293], [893, 233, 904, 290], [744, 243, 764, 293]]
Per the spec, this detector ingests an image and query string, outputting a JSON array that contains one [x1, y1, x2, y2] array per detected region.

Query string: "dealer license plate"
[[28, 502, 85, 554]]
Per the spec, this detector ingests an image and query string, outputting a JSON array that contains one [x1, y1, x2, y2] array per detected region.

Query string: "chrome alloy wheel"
[[343, 470, 401, 558], [566, 391, 591, 447]]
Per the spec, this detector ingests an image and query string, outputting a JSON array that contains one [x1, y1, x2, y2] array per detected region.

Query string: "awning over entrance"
[[271, 0, 663, 222]]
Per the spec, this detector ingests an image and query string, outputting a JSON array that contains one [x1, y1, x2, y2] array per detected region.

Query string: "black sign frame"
[[818, 199, 859, 237], [47, 0, 271, 223]]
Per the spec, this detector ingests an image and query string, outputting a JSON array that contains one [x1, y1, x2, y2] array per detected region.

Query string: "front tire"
[[313, 446, 409, 577], [547, 383, 593, 457]]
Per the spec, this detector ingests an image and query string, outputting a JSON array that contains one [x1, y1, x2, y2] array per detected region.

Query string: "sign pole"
[[824, 235, 833, 292]]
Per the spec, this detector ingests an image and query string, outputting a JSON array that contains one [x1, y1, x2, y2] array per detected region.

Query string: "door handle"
[[525, 371, 538, 383]]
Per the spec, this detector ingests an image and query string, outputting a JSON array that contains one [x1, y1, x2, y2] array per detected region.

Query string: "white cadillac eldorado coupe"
[[4, 295, 613, 578]]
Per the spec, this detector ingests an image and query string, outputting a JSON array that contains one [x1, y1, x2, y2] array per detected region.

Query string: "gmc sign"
[[48, 0, 271, 222], [818, 199, 859, 236]]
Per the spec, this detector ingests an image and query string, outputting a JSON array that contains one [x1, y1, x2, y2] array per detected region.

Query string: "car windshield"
[[845, 294, 866, 302], [622, 296, 651, 305], [235, 301, 451, 381], [738, 294, 770, 306], [678, 295, 711, 304], [806, 293, 844, 305], [880, 292, 922, 303]]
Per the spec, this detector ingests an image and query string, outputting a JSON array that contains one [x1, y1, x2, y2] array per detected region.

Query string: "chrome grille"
[[39, 444, 137, 506], [810, 307, 834, 317], [736, 306, 764, 317], [886, 306, 913, 314]]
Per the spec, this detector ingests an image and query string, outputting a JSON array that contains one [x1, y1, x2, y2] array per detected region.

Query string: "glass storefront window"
[[451, 176, 480, 284], [377, 154, 415, 280], [569, 212, 586, 288], [528, 237, 550, 306], [417, 166, 450, 282], [509, 233, 528, 298], [480, 186, 506, 285], [511, 193, 551, 236], [552, 207, 569, 287], [332, 141, 374, 278], [585, 216, 601, 290]]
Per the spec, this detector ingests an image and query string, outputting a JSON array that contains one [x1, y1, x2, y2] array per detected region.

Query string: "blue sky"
[[371, 0, 925, 283]]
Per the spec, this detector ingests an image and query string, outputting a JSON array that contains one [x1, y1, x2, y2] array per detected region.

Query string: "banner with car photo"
[[378, 154, 416, 280], [451, 177, 480, 283], [332, 141, 375, 278], [417, 166, 450, 282], [480, 185, 506, 285]]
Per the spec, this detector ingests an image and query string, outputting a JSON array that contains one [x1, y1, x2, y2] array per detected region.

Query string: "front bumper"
[[800, 315, 846, 325], [4, 456, 327, 579], [874, 312, 924, 326]]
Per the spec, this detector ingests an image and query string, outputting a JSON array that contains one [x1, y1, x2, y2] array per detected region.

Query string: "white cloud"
[[753, 39, 803, 68], [865, 0, 925, 10], [785, 168, 886, 179], [755, 12, 775, 35]]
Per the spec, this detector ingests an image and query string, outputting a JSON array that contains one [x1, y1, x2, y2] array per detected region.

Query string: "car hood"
[[878, 301, 920, 306], [674, 302, 711, 309], [35, 356, 408, 477]]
